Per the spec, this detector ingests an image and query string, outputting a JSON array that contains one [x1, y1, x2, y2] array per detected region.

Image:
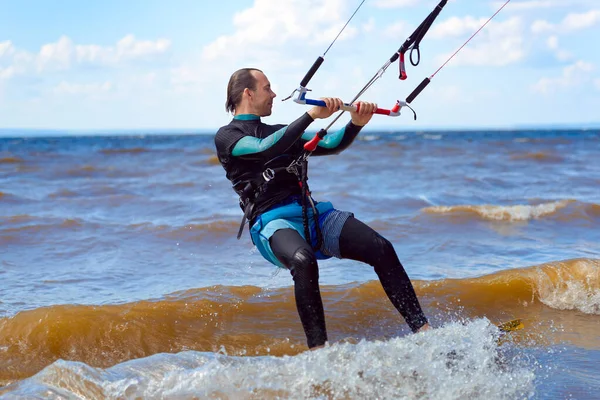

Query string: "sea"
[[0, 128, 599, 399]]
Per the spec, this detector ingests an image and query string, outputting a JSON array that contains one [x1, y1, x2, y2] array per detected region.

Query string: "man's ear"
[[243, 87, 252, 99]]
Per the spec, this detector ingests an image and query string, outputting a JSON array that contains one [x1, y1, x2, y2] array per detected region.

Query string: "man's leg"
[[338, 216, 429, 332], [270, 228, 327, 348]]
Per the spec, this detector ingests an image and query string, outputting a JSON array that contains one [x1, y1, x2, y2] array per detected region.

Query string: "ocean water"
[[1, 129, 599, 399]]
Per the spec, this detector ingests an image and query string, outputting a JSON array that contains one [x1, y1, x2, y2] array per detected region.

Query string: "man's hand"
[[307, 97, 344, 120], [350, 101, 377, 126]]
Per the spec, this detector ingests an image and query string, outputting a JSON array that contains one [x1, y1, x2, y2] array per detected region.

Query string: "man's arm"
[[231, 112, 314, 161], [230, 97, 345, 161], [300, 122, 363, 156], [303, 101, 376, 156]]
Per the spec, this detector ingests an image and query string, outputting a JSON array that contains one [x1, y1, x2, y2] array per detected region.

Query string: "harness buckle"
[[262, 168, 275, 182]]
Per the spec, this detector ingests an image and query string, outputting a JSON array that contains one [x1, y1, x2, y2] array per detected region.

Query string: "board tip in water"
[[497, 318, 524, 333]]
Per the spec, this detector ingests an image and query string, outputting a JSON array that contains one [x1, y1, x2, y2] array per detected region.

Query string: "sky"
[[1, 0, 599, 133]]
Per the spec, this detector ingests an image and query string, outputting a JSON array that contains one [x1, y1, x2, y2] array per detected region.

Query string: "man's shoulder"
[[214, 121, 248, 152], [216, 121, 243, 136]]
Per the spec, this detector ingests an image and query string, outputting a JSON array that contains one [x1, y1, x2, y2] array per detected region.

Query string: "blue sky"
[[1, 0, 599, 132]]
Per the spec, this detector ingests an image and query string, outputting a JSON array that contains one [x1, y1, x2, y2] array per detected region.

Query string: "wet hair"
[[225, 68, 262, 114]]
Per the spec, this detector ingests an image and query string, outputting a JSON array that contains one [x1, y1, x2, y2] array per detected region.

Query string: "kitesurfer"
[[214, 68, 430, 349]]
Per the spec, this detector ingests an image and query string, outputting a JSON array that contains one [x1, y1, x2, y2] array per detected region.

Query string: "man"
[[214, 68, 429, 349]]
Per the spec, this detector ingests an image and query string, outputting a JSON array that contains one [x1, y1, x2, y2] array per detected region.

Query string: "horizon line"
[[1, 122, 600, 137]]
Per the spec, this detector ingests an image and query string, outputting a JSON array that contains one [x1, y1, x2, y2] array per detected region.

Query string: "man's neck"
[[234, 104, 258, 116]]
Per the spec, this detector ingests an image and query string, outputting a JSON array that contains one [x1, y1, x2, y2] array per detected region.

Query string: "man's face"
[[249, 71, 277, 116]]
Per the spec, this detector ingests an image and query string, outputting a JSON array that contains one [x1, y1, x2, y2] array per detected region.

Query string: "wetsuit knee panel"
[[289, 247, 319, 283]]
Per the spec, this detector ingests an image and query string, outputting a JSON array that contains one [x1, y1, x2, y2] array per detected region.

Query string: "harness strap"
[[237, 200, 254, 239], [300, 158, 323, 251]]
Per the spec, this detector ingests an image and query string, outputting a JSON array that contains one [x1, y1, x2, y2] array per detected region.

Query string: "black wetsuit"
[[214, 112, 361, 223], [215, 112, 428, 348]]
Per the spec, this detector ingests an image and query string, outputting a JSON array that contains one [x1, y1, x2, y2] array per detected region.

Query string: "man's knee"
[[288, 247, 319, 284], [368, 232, 396, 264]]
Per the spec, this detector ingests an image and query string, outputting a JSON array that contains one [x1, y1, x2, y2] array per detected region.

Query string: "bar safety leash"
[[397, 0, 448, 81]]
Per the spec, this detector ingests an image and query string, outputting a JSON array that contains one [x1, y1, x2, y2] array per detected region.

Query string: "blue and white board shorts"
[[250, 197, 353, 268]]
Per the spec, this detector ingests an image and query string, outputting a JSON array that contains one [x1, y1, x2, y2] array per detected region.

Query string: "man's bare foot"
[[417, 323, 431, 332]]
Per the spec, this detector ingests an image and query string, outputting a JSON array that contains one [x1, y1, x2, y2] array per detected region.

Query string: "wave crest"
[[422, 200, 573, 221]]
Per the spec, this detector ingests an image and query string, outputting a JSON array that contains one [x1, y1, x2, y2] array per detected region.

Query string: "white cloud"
[[362, 17, 375, 33], [116, 35, 171, 59], [384, 21, 410, 38], [37, 36, 74, 72], [562, 9, 600, 30], [429, 16, 489, 39], [0, 66, 15, 80], [0, 40, 15, 59], [373, 0, 418, 8], [497, 0, 558, 10], [74, 35, 171, 66], [530, 20, 553, 33], [433, 17, 525, 67], [3, 35, 172, 74], [546, 35, 558, 49], [75, 44, 112, 65], [531, 10, 600, 34], [497, 0, 599, 11], [546, 35, 572, 61], [202, 0, 357, 63], [53, 80, 113, 96], [531, 60, 594, 94], [0, 48, 32, 80]]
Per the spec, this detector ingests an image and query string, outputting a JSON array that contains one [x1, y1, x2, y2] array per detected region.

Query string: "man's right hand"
[[307, 97, 344, 120]]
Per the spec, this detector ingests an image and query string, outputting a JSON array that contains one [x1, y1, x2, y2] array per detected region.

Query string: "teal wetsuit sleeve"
[[305, 121, 364, 156], [301, 126, 345, 149], [233, 128, 286, 156], [230, 112, 314, 161]]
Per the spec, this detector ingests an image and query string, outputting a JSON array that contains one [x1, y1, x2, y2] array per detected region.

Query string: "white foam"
[[539, 281, 600, 314], [535, 260, 600, 315], [12, 320, 535, 399]]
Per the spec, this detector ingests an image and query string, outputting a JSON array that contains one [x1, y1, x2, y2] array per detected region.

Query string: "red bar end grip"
[[304, 135, 321, 152]]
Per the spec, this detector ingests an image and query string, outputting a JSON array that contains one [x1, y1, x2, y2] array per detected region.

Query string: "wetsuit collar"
[[234, 114, 260, 121]]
